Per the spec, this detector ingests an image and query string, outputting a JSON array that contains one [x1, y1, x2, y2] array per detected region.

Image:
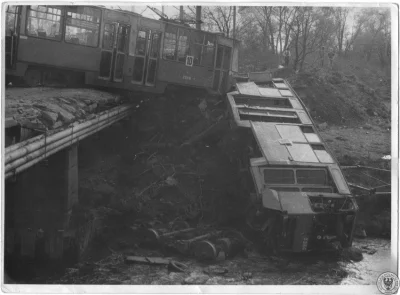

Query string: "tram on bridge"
[[5, 5, 239, 94]]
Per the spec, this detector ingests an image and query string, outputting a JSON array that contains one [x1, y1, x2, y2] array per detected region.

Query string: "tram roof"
[[226, 79, 337, 166]]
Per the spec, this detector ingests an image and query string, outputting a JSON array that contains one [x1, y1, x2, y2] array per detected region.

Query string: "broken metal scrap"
[[131, 222, 252, 262]]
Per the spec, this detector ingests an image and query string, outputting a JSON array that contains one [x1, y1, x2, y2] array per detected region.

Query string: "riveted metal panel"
[[251, 122, 291, 164], [279, 89, 293, 97], [297, 110, 311, 124], [289, 98, 302, 109], [278, 192, 314, 215], [328, 165, 351, 194], [287, 143, 319, 163], [258, 87, 282, 98], [236, 82, 261, 96], [276, 125, 307, 143], [314, 150, 334, 163], [273, 82, 289, 89]]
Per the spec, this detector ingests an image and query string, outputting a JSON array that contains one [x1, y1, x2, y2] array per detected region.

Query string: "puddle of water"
[[341, 238, 393, 285]]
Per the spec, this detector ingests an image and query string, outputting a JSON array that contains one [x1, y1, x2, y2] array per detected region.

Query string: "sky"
[[106, 5, 182, 20]]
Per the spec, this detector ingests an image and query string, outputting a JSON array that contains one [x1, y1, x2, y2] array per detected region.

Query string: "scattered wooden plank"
[[125, 256, 170, 265]]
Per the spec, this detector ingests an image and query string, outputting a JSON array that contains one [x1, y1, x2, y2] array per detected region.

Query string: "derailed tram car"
[[5, 5, 239, 94], [226, 79, 359, 253]]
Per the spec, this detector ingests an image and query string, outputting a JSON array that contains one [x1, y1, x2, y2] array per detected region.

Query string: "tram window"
[[136, 30, 147, 56], [27, 6, 63, 40], [296, 169, 326, 185], [163, 26, 177, 60], [114, 54, 125, 80], [132, 57, 144, 82], [6, 6, 18, 36], [269, 187, 300, 192], [202, 34, 215, 67], [65, 6, 101, 47], [177, 29, 190, 63], [213, 70, 221, 89], [223, 47, 232, 70], [191, 31, 204, 65], [117, 25, 129, 53], [103, 24, 115, 50], [150, 33, 160, 58], [99, 51, 112, 77], [302, 187, 333, 193], [264, 169, 295, 184], [191, 31, 204, 44], [204, 34, 215, 47], [221, 71, 229, 91], [215, 46, 223, 68], [147, 60, 157, 84]]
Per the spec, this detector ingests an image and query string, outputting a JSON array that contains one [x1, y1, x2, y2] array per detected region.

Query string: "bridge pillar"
[[5, 143, 78, 261]]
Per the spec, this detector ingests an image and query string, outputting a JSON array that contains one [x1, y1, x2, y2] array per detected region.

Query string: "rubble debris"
[[203, 266, 228, 276], [341, 247, 364, 262], [168, 261, 187, 272], [5, 117, 19, 128], [5, 87, 126, 142], [183, 272, 209, 285], [40, 110, 58, 126], [165, 176, 178, 186], [318, 122, 328, 130], [181, 115, 225, 146], [124, 255, 187, 273], [360, 246, 377, 255], [242, 272, 253, 280], [354, 226, 367, 238]]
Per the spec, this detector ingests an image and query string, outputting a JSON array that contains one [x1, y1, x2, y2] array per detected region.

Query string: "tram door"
[[99, 22, 130, 82], [213, 44, 232, 93], [5, 6, 21, 69], [132, 29, 160, 86]]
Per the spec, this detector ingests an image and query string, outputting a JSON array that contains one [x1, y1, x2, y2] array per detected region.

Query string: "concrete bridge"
[[4, 88, 135, 264]]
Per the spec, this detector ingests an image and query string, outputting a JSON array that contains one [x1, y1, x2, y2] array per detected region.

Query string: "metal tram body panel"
[[226, 78, 358, 253], [5, 5, 239, 94]]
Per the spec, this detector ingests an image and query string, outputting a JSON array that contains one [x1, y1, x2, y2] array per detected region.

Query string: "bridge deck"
[[5, 87, 125, 146]]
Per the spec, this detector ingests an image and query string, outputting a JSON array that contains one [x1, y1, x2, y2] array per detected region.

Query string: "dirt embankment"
[[284, 68, 391, 239], [289, 70, 390, 126]]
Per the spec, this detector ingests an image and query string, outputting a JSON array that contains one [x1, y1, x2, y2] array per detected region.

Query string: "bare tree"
[[202, 6, 234, 37], [291, 7, 336, 71], [252, 7, 276, 53], [271, 7, 297, 52], [353, 8, 391, 64], [343, 12, 367, 55], [334, 8, 349, 55]]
